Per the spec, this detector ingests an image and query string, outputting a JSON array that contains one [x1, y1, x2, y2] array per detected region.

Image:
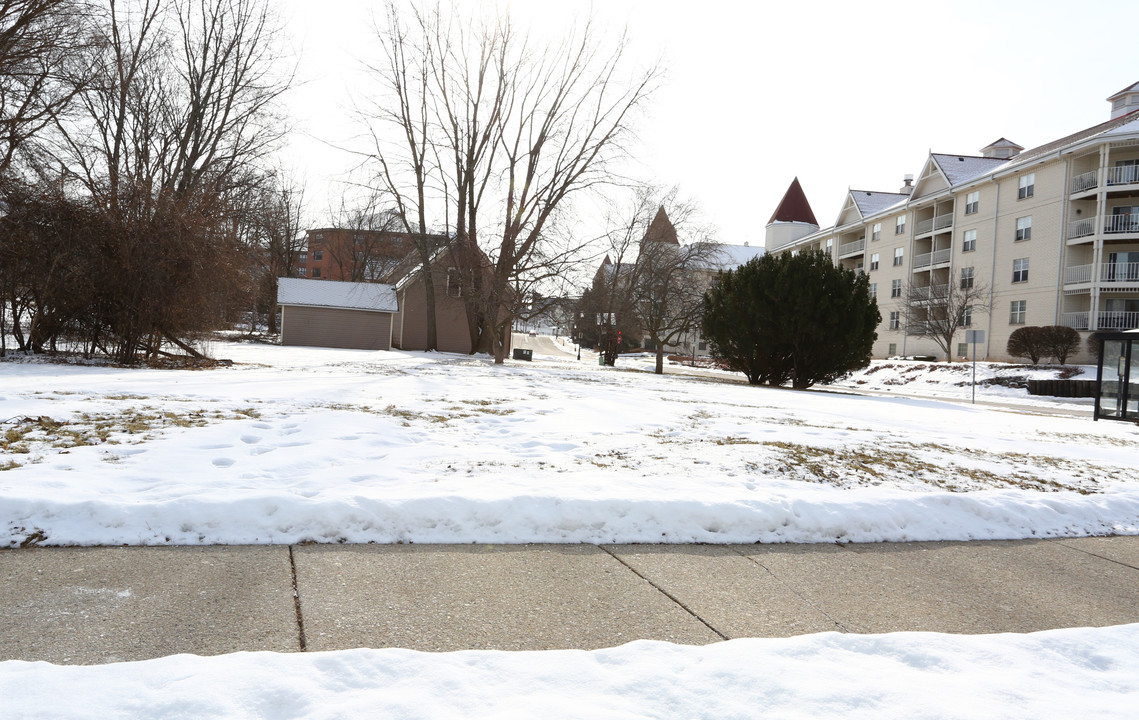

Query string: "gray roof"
[[277, 278, 398, 313], [930, 154, 1008, 186], [850, 190, 909, 217]]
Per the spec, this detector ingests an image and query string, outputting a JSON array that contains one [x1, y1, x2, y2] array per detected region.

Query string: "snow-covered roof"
[[709, 243, 766, 270], [277, 278, 398, 313], [930, 155, 1007, 186], [850, 190, 909, 217]]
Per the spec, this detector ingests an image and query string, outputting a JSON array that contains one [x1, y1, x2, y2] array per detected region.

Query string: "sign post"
[[964, 330, 985, 404]]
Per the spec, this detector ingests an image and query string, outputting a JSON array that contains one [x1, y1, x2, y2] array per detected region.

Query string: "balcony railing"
[[913, 251, 930, 269], [1099, 311, 1139, 330], [1061, 311, 1139, 330], [915, 217, 934, 235], [911, 283, 949, 301], [1104, 215, 1139, 234], [1063, 262, 1139, 285], [1062, 312, 1090, 330], [1070, 170, 1098, 194], [1102, 261, 1139, 283], [1068, 217, 1096, 239], [1064, 264, 1093, 284], [931, 248, 951, 265], [933, 212, 953, 231], [1107, 165, 1139, 186], [838, 238, 865, 257]]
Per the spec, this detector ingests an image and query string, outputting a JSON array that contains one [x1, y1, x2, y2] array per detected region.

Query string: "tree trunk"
[[655, 345, 665, 374]]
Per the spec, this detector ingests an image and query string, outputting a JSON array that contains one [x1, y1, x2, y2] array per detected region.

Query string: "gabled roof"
[[277, 278, 398, 313], [767, 177, 819, 226], [995, 108, 1139, 170], [849, 190, 909, 217], [1107, 82, 1139, 101], [930, 154, 1007, 186], [643, 206, 679, 245]]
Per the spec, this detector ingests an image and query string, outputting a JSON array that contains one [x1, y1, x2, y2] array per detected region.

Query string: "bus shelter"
[[1095, 330, 1139, 423]]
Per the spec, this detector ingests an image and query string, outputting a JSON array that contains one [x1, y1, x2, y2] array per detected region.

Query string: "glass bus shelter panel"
[[1100, 340, 1125, 419], [1129, 341, 1139, 419]]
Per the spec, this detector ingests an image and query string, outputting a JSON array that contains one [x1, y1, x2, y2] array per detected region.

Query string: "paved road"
[[511, 332, 579, 358], [3, 537, 1138, 665]]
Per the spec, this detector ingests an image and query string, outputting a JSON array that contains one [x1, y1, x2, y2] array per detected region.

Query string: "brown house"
[[279, 238, 510, 356]]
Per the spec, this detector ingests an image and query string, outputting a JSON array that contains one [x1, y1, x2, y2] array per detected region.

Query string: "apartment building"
[[765, 81, 1139, 362]]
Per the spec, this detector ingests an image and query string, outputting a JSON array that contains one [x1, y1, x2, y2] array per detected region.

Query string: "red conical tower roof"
[[767, 177, 818, 226], [643, 206, 679, 245]]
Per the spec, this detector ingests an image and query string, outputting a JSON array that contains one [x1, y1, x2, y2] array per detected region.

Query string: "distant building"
[[297, 228, 445, 282], [767, 81, 1139, 362]]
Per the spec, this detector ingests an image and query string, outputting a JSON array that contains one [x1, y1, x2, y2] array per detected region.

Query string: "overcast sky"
[[279, 0, 1139, 247]]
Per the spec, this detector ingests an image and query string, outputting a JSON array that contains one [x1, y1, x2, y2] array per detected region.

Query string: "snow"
[[2, 342, 1137, 547], [3, 625, 1138, 718], [4, 341, 1139, 713]]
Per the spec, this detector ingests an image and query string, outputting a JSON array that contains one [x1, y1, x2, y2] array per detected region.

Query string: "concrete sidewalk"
[[2, 537, 1138, 665]]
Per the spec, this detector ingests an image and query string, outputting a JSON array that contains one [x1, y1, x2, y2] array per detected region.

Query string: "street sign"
[[965, 330, 985, 344]]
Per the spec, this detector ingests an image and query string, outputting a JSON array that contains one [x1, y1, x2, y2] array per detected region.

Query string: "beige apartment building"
[[766, 81, 1139, 363]]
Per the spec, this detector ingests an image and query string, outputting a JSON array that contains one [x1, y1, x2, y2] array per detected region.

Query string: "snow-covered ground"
[[3, 339, 1138, 715], [4, 624, 1138, 719], [2, 340, 1136, 546]]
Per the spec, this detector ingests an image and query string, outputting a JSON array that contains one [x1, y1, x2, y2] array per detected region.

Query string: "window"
[[893, 247, 904, 266], [870, 253, 880, 271], [960, 266, 974, 289], [1010, 300, 1026, 324], [312, 267, 321, 278], [895, 215, 906, 234], [961, 305, 973, 327], [1018, 173, 1035, 199], [965, 191, 979, 215], [313, 233, 324, 242], [1012, 258, 1029, 283], [1016, 216, 1032, 241], [825, 238, 833, 254], [888, 343, 897, 356], [297, 267, 306, 277], [962, 229, 976, 252], [889, 311, 900, 330], [447, 269, 463, 297], [957, 342, 969, 358], [890, 279, 902, 298], [869, 283, 877, 300], [872, 223, 881, 242], [299, 253, 307, 264], [313, 250, 323, 261]]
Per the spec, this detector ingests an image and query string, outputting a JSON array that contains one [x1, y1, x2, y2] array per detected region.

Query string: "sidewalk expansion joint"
[[732, 548, 850, 633], [1055, 540, 1139, 573], [599, 545, 729, 642], [288, 545, 308, 652]]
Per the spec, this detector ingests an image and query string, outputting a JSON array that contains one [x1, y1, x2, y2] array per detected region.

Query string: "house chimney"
[[899, 174, 914, 195]]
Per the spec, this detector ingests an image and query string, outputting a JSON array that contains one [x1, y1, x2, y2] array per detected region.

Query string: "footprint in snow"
[[240, 435, 261, 444], [212, 457, 235, 468]]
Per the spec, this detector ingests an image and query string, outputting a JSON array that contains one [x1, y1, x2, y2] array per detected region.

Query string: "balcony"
[[1099, 311, 1139, 330], [914, 213, 953, 237], [1063, 262, 1139, 287], [838, 238, 865, 257], [912, 248, 951, 270], [1067, 216, 1139, 239], [1107, 165, 1139, 187], [1061, 311, 1139, 331], [1105, 215, 1139, 235], [1061, 312, 1089, 330], [1070, 170, 1098, 194], [911, 283, 949, 301]]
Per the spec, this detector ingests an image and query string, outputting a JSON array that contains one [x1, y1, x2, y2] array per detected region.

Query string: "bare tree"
[[361, 2, 657, 363], [10, 0, 295, 362], [248, 171, 305, 333], [899, 277, 992, 362], [0, 0, 90, 175]]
